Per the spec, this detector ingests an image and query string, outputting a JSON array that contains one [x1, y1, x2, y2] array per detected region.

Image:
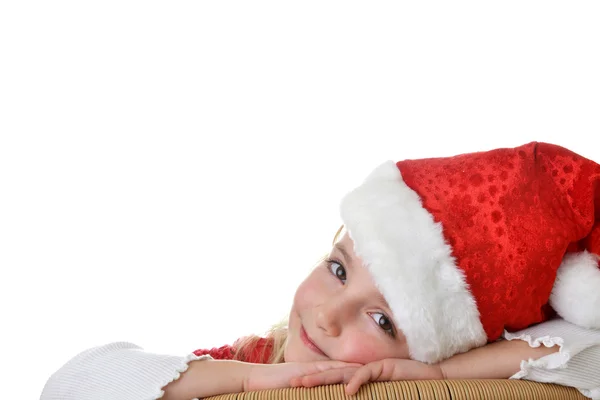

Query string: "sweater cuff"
[[503, 319, 600, 400], [41, 342, 211, 400]]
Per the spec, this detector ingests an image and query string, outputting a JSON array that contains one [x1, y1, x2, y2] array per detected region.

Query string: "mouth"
[[300, 325, 326, 357]]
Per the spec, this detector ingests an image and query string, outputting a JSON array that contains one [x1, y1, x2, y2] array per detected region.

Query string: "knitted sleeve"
[[503, 318, 600, 399], [40, 342, 211, 400]]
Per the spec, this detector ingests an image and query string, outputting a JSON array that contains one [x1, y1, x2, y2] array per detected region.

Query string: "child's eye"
[[370, 312, 395, 337], [327, 260, 347, 283]]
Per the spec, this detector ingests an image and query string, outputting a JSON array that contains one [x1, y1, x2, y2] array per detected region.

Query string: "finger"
[[302, 369, 345, 388], [315, 361, 362, 372], [345, 363, 384, 395], [291, 365, 356, 387], [290, 376, 301, 387], [295, 368, 358, 388]]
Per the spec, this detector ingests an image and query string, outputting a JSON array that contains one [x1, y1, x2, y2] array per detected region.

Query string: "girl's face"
[[285, 232, 410, 364]]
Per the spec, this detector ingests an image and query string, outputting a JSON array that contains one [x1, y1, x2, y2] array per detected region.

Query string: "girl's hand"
[[290, 358, 444, 395], [244, 360, 362, 392]]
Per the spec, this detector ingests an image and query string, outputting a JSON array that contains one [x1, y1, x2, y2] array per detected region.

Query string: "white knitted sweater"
[[40, 318, 600, 400]]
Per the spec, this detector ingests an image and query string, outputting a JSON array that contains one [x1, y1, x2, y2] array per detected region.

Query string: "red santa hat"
[[340, 142, 600, 364]]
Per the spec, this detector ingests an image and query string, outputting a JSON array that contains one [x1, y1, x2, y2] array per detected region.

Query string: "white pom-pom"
[[550, 251, 600, 329]]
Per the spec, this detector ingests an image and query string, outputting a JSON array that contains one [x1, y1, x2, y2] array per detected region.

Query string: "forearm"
[[439, 339, 559, 379], [162, 359, 250, 400]]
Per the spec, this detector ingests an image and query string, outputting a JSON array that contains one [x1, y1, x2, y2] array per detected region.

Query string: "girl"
[[41, 142, 600, 400]]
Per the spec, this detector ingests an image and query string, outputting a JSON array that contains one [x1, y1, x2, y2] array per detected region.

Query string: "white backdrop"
[[1, 2, 599, 399]]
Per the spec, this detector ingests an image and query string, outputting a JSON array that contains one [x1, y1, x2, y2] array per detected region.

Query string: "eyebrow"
[[334, 242, 353, 267]]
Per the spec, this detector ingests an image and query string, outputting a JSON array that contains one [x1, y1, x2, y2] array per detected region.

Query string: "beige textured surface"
[[207, 380, 586, 399]]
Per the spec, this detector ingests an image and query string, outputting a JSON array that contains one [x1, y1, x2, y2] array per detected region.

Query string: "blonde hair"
[[232, 318, 288, 364], [233, 225, 345, 364]]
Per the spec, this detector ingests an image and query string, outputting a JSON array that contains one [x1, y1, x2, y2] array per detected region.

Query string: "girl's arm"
[[503, 318, 600, 399], [162, 356, 362, 399], [41, 342, 358, 400], [441, 318, 600, 398], [161, 359, 249, 400], [439, 338, 558, 379], [292, 338, 559, 394]]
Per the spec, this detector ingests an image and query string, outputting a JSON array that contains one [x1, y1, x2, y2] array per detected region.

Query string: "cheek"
[[292, 280, 310, 308], [292, 270, 328, 310], [335, 332, 402, 364]]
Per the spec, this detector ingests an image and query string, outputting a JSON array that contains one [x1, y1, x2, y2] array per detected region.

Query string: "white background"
[[1, 1, 599, 399]]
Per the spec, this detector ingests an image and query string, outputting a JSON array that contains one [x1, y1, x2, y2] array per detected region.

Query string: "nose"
[[315, 293, 355, 337]]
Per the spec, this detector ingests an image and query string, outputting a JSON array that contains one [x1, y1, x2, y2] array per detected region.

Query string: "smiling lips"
[[300, 325, 326, 356]]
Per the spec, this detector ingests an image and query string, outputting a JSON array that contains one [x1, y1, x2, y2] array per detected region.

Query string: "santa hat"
[[340, 142, 600, 364]]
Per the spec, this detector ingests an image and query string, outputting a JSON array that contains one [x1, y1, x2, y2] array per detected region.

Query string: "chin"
[[284, 343, 305, 363], [285, 339, 328, 363]]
